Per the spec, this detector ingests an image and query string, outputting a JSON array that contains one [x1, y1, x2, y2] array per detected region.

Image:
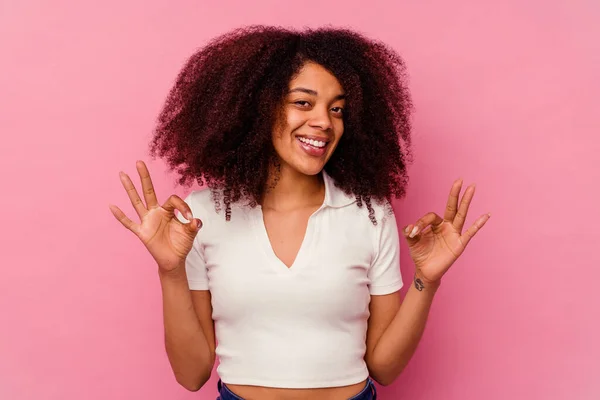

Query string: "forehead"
[[288, 62, 344, 94]]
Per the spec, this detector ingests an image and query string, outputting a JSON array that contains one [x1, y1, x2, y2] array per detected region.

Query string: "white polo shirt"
[[178, 171, 403, 388]]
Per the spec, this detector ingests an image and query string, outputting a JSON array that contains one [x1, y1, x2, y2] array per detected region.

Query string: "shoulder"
[[181, 187, 252, 225], [370, 198, 395, 221], [323, 170, 395, 225], [179, 187, 221, 223], [354, 198, 396, 230], [184, 187, 215, 208]]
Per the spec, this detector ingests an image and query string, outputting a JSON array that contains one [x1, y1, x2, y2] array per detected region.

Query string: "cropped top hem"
[[219, 370, 370, 389]]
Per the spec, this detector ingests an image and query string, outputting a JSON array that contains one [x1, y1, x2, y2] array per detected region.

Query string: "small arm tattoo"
[[414, 275, 425, 291]]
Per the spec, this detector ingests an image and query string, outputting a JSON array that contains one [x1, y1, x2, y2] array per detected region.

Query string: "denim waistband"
[[216, 378, 377, 400]]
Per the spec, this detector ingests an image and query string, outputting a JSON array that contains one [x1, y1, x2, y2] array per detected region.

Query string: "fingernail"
[[409, 226, 419, 238], [404, 226, 410, 234], [196, 219, 202, 229]]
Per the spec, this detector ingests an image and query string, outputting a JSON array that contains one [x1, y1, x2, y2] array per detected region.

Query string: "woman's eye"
[[332, 107, 344, 114], [294, 101, 310, 107]]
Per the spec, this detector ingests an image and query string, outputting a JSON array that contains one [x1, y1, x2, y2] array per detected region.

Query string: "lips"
[[296, 136, 328, 157]]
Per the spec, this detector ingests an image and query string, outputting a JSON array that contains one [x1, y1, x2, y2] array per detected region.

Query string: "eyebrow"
[[288, 87, 346, 100]]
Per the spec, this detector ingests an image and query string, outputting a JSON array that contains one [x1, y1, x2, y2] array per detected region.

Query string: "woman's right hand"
[[109, 160, 203, 272]]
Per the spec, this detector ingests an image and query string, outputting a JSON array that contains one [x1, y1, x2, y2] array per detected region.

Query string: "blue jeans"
[[216, 378, 377, 400]]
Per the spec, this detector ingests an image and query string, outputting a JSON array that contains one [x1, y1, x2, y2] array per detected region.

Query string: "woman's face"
[[271, 61, 346, 177]]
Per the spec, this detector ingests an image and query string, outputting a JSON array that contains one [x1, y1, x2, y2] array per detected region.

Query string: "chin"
[[291, 160, 327, 176], [300, 167, 324, 176]]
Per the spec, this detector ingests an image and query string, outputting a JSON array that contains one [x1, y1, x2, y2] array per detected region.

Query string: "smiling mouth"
[[296, 136, 328, 149], [296, 136, 329, 157]]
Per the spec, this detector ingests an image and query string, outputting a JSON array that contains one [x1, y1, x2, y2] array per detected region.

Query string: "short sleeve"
[[176, 192, 209, 291], [368, 206, 403, 295]]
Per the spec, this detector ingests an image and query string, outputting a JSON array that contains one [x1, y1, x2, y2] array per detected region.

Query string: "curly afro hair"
[[149, 25, 413, 224]]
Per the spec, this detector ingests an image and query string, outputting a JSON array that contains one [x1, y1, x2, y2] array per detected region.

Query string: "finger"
[[136, 160, 159, 209], [164, 195, 203, 232], [119, 171, 147, 218], [460, 213, 491, 246], [185, 217, 203, 233], [453, 184, 476, 232], [108, 204, 141, 235], [420, 225, 432, 236], [163, 194, 195, 221], [444, 178, 463, 221], [408, 212, 444, 238], [404, 224, 432, 241]]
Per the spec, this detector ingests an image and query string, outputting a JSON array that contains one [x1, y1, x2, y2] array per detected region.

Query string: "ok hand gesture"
[[109, 161, 202, 271], [402, 179, 490, 286]]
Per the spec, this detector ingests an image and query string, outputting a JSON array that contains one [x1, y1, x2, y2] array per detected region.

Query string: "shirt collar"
[[322, 170, 357, 208]]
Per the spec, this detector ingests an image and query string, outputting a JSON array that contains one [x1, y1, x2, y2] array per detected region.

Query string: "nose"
[[307, 107, 333, 131]]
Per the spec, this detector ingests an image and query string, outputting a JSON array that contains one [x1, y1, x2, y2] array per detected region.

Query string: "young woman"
[[109, 25, 490, 400]]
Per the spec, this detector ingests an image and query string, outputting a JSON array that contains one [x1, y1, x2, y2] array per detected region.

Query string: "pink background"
[[1, 0, 598, 399]]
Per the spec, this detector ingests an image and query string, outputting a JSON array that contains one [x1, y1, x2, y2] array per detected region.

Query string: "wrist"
[[413, 270, 441, 292], [158, 263, 187, 281]]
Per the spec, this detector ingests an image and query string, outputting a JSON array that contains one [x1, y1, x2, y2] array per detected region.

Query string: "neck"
[[260, 162, 325, 211]]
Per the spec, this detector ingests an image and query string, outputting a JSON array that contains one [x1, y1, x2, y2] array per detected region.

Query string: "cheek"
[[284, 109, 308, 132], [333, 120, 344, 140], [271, 118, 295, 153]]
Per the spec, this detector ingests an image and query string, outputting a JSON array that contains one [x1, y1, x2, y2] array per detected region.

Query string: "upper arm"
[[365, 204, 404, 366], [365, 291, 401, 368], [190, 290, 216, 366]]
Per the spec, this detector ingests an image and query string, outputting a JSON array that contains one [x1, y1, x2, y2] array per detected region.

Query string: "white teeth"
[[298, 137, 326, 148]]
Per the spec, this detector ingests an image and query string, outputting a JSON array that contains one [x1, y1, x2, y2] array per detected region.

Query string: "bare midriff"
[[225, 379, 368, 400]]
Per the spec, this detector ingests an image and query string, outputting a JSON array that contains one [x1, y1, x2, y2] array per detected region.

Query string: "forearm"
[[159, 265, 213, 391], [369, 273, 440, 385]]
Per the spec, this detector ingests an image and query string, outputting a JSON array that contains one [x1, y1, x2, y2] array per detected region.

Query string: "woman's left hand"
[[402, 179, 490, 287]]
